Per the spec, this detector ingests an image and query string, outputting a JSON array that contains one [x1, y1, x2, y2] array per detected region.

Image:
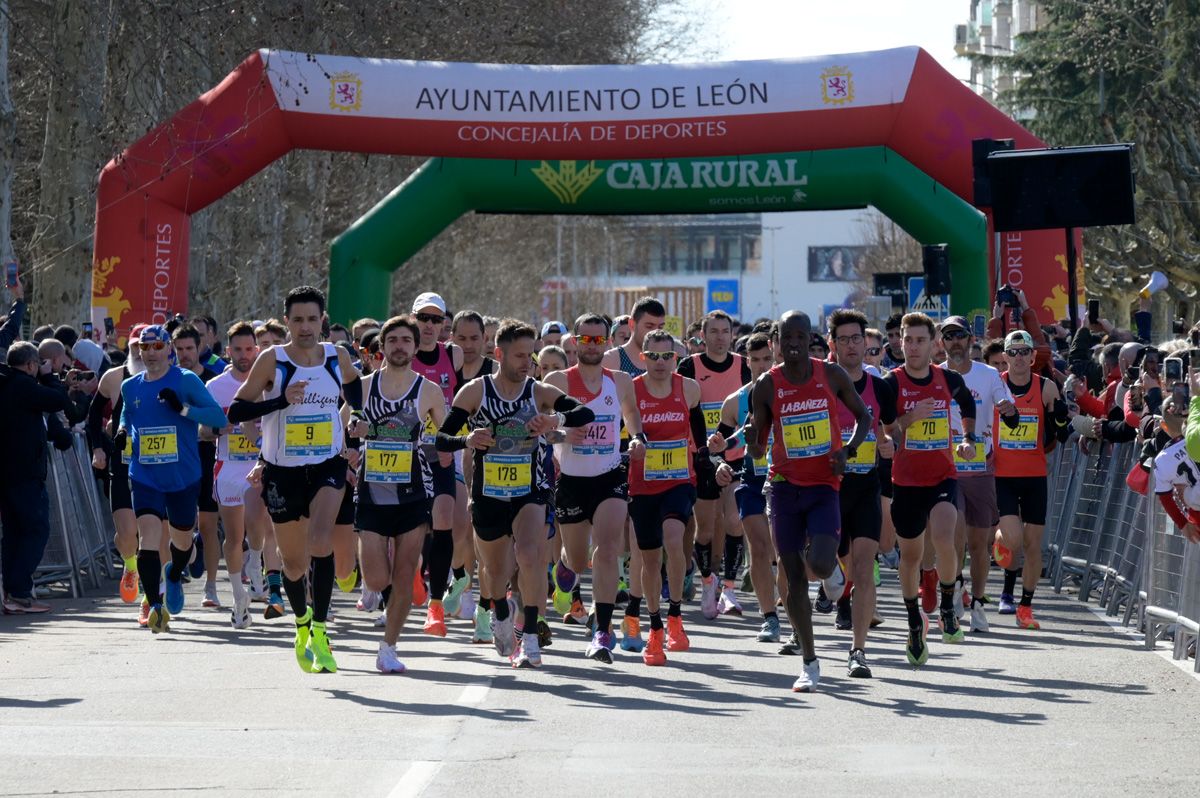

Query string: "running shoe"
[[919, 569, 939, 614], [993, 539, 1015, 570], [814, 585, 833, 614], [137, 597, 150, 627], [620, 616, 645, 652], [491, 614, 517, 658], [564, 598, 588, 625], [294, 611, 315, 673], [335, 567, 358, 594], [666, 616, 690, 652], [265, 593, 286, 619], [537, 617, 553, 648], [880, 549, 900, 569], [552, 560, 577, 596], [511, 634, 542, 668], [905, 624, 929, 667], [119, 569, 139, 604], [970, 598, 989, 632], [455, 590, 477, 621], [1015, 605, 1041, 630], [246, 550, 264, 595], [779, 633, 802, 656], [834, 601, 852, 631], [309, 622, 338, 673], [552, 587, 573, 618], [757, 615, 782, 643], [717, 587, 743, 616], [939, 609, 965, 643], [473, 605, 493, 644], [423, 601, 447, 637], [147, 603, 170, 634], [643, 628, 667, 666], [821, 560, 847, 603], [249, 586, 269, 604], [443, 575, 470, 615], [376, 642, 406, 674], [357, 589, 381, 613], [230, 596, 252, 630], [847, 648, 872, 678], [998, 592, 1016, 615], [873, 559, 881, 587], [870, 613, 884, 628], [741, 571, 754, 594], [202, 582, 219, 609], [412, 569, 428, 607], [953, 584, 966, 621], [188, 533, 205, 579], [164, 564, 185, 615], [585, 631, 615, 664], [373, 613, 387, 627], [700, 574, 719, 619], [792, 658, 820, 692]]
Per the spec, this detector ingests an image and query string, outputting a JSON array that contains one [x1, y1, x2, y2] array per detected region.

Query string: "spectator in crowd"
[[882, 312, 904, 368], [0, 341, 72, 613], [1, 276, 26, 355], [31, 324, 54, 343], [987, 286, 1052, 372], [1155, 392, 1200, 544]]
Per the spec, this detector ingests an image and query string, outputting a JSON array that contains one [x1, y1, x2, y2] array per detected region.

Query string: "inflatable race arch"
[[92, 46, 1072, 333]]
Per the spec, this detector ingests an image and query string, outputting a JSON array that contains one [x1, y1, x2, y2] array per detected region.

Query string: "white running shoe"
[[511, 634, 542, 668], [970, 601, 989, 633], [230, 596, 252, 630], [717, 587, 743, 616], [202, 583, 220, 608], [456, 590, 477, 621], [373, 613, 387, 628], [792, 658, 821, 692], [376, 642, 406, 674], [492, 614, 517, 658], [700, 575, 719, 619], [357, 589, 381, 612], [954, 584, 966, 621], [246, 550, 264, 595], [821, 561, 847, 604]]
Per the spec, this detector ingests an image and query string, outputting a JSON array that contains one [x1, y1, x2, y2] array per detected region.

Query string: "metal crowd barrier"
[[31, 432, 117, 596]]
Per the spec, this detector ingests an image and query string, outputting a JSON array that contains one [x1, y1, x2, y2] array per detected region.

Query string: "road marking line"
[[387, 761, 443, 798], [455, 682, 490, 705]]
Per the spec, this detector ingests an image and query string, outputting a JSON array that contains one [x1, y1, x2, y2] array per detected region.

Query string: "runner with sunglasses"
[[544, 313, 644, 663], [117, 325, 228, 634], [628, 329, 710, 665], [991, 330, 1068, 630], [437, 319, 595, 668], [939, 316, 1018, 633]]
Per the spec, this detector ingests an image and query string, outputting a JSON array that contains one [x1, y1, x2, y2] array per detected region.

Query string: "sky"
[[684, 0, 971, 84]]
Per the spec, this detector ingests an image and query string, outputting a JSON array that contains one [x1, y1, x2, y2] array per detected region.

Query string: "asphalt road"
[[2, 567, 1197, 797]]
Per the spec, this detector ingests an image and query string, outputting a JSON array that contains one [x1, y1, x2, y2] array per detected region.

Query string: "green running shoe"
[[472, 604, 493, 644], [443, 575, 470, 615], [294, 609, 315, 673], [310, 621, 338, 673]]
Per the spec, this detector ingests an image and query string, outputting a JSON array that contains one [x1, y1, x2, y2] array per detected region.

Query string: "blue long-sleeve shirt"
[[120, 366, 227, 491]]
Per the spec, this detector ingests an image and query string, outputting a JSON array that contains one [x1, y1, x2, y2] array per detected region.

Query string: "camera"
[[996, 284, 1020, 309]]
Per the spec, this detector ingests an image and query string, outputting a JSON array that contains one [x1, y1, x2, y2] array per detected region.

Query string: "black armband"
[[228, 394, 288, 423], [436, 406, 471, 452], [554, 394, 595, 428]]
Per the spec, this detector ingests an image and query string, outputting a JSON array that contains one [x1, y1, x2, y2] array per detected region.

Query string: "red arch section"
[[92, 47, 1069, 332]]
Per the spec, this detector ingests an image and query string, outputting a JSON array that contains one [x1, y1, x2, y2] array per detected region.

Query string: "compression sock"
[[723, 535, 744, 583], [282, 573, 309, 619], [625, 594, 642, 618], [1003, 568, 1020, 596], [310, 554, 334, 623], [138, 549, 162, 605], [940, 581, 956, 614], [695, 542, 713, 578], [427, 530, 454, 601], [168, 543, 191, 581], [904, 596, 922, 629], [493, 595, 510, 622], [595, 602, 615, 634]]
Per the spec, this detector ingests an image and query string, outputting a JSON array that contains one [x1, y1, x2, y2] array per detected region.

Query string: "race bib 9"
[[139, 426, 179, 465], [284, 414, 334, 457], [644, 439, 689, 481], [365, 440, 414, 484], [905, 409, 948, 451], [781, 411, 832, 459], [482, 453, 532, 498]]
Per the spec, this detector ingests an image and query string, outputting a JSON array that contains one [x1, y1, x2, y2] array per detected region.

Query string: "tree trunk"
[[0, 0, 17, 283], [32, 0, 112, 327]]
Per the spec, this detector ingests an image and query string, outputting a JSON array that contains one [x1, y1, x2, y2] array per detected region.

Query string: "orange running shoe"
[[666, 615, 690, 652], [643, 628, 667, 666], [137, 597, 150, 627], [423, 600, 447, 637], [412, 568, 428, 607], [119, 569, 139, 604], [993, 539, 1015, 570], [1015, 604, 1041, 630], [620, 615, 645, 652]]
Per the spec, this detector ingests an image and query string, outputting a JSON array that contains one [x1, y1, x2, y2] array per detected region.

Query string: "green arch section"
[[328, 146, 988, 324]]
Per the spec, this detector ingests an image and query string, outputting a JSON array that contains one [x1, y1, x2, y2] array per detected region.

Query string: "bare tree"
[[0, 0, 16, 279]]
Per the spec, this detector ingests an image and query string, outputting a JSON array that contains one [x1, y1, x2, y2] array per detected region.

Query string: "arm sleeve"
[[180, 372, 229, 428], [553, 393, 595, 427], [676, 356, 695, 379], [874, 377, 897, 425], [435, 406, 471, 452], [741, 360, 752, 384], [689, 404, 709, 447], [343, 374, 363, 410], [86, 391, 109, 451], [228, 394, 288, 423], [0, 300, 25, 352]]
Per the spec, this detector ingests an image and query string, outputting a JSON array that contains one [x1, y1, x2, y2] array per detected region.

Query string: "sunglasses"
[[866, 347, 881, 356], [415, 313, 445, 324], [137, 341, 168, 351], [1006, 347, 1033, 357], [577, 334, 608, 346], [942, 331, 970, 341], [643, 351, 676, 362]]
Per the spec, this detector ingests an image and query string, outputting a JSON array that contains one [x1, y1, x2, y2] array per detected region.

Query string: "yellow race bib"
[[953, 434, 986, 473], [999, 413, 1040, 451], [905, 409, 948, 451], [644, 439, 689, 481], [841, 430, 877, 474], [701, 402, 723, 437], [284, 414, 334, 457], [139, 426, 179, 465], [781, 411, 832, 459], [227, 427, 260, 462], [482, 453, 532, 498], [365, 440, 414, 484]]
